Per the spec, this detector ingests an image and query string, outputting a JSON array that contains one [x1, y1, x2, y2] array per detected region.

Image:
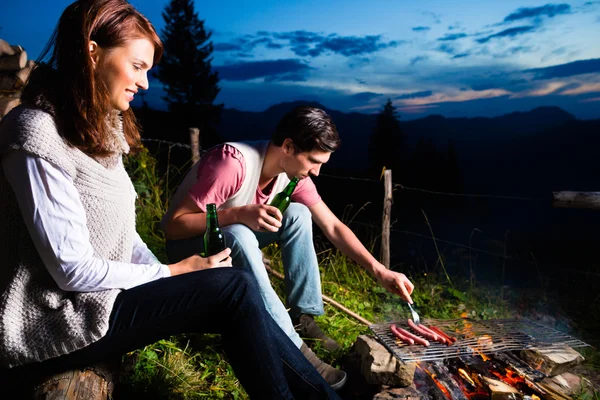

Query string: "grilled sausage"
[[396, 326, 430, 346], [428, 325, 457, 344], [407, 319, 443, 343], [390, 324, 414, 344]]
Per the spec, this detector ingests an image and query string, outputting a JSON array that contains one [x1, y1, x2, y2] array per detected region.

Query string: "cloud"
[[437, 33, 468, 41], [437, 43, 457, 55], [452, 53, 470, 59], [348, 92, 382, 102], [410, 56, 428, 66], [412, 26, 431, 32], [524, 58, 600, 79], [276, 31, 401, 57], [476, 26, 537, 43], [215, 59, 312, 82], [502, 4, 571, 23], [395, 90, 433, 100], [421, 11, 442, 24]]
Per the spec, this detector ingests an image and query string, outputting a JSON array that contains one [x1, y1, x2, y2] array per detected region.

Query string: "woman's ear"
[[89, 40, 100, 66]]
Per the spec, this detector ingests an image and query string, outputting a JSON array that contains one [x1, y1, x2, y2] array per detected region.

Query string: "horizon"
[[2, 0, 600, 119]]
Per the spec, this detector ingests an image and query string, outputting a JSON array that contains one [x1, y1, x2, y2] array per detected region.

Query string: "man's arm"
[[163, 196, 283, 240], [309, 200, 414, 303]]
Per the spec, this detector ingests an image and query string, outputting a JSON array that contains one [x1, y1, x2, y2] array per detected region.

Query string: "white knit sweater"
[[0, 106, 137, 368]]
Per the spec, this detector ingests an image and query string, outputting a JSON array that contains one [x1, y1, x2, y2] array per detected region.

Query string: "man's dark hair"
[[272, 106, 341, 153]]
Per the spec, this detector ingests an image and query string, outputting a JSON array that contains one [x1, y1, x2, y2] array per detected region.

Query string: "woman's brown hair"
[[21, 0, 163, 156]]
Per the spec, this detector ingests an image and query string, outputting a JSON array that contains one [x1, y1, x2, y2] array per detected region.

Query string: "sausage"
[[428, 325, 457, 344], [390, 324, 414, 344], [407, 319, 440, 342], [419, 324, 449, 345], [396, 326, 430, 346]]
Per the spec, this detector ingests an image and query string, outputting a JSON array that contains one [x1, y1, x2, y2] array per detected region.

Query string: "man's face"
[[284, 147, 331, 180]]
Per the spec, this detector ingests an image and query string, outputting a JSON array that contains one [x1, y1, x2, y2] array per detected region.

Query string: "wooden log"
[[189, 127, 200, 164], [552, 191, 600, 210], [380, 169, 392, 268], [30, 361, 118, 400], [519, 346, 585, 376], [540, 372, 597, 398], [16, 60, 36, 84], [0, 50, 28, 71], [481, 376, 523, 400], [0, 39, 16, 56], [0, 94, 21, 118], [0, 72, 25, 92]]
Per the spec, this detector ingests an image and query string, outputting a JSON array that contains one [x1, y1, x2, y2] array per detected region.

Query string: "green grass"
[[120, 148, 600, 399]]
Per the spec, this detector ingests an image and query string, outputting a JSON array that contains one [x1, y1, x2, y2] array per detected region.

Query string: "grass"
[[120, 147, 600, 399]]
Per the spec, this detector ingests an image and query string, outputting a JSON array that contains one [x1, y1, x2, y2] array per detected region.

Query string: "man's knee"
[[222, 224, 260, 250], [282, 203, 312, 227]]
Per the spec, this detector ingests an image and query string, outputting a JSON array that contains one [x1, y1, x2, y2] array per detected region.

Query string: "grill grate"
[[369, 318, 589, 363]]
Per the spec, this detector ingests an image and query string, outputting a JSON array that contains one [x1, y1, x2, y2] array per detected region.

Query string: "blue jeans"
[[2, 269, 339, 399], [166, 203, 325, 349]]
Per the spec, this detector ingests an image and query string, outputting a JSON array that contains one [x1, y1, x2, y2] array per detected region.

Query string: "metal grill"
[[369, 318, 589, 363]]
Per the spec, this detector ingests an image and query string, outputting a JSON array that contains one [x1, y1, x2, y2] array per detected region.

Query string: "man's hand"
[[374, 265, 415, 304], [236, 204, 283, 232]]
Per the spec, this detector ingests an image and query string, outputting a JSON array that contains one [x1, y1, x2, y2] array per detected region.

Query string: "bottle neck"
[[284, 178, 299, 196], [206, 204, 219, 228]]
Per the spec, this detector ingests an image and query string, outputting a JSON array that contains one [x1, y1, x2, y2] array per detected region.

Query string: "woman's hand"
[[168, 248, 232, 276]]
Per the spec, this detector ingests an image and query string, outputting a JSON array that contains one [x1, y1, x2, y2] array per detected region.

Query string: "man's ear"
[[89, 40, 100, 66], [282, 138, 295, 154]]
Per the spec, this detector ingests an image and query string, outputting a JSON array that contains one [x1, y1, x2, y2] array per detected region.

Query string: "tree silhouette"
[[155, 0, 223, 147], [368, 99, 406, 179]]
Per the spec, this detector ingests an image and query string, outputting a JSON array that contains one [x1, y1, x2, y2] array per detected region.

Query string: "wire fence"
[[137, 137, 599, 281]]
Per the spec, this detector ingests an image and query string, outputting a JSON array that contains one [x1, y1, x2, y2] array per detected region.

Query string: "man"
[[162, 106, 414, 388]]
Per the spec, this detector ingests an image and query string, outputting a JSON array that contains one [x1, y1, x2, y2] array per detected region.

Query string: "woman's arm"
[[2, 150, 171, 291]]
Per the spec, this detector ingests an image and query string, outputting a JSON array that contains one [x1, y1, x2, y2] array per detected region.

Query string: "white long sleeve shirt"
[[2, 150, 171, 292]]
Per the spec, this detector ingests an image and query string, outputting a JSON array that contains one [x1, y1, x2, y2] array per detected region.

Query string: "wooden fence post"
[[189, 127, 200, 164], [381, 169, 392, 269]]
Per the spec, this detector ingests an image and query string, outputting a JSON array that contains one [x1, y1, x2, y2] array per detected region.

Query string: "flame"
[[458, 368, 476, 387], [531, 395, 541, 400]]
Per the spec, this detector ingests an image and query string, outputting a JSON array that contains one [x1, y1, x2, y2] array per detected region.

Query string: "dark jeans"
[[2, 268, 340, 399]]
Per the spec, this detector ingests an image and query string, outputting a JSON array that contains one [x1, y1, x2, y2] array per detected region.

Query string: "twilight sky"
[[2, 0, 600, 119]]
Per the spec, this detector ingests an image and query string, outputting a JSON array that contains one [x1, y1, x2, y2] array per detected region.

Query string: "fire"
[[458, 368, 476, 387], [418, 364, 453, 399]]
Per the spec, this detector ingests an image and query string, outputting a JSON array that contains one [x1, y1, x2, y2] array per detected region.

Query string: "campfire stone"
[[373, 385, 424, 399], [354, 334, 416, 386], [519, 346, 584, 376], [541, 372, 596, 397]]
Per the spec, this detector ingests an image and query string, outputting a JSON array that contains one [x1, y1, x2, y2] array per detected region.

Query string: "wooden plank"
[[189, 127, 200, 164]]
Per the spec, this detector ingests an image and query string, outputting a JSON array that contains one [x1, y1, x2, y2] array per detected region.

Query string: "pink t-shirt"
[[188, 144, 321, 212]]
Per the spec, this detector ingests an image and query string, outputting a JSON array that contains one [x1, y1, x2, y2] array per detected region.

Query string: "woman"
[[0, 0, 343, 398]]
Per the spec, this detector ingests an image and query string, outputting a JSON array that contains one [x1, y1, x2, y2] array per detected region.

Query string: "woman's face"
[[92, 38, 154, 112]]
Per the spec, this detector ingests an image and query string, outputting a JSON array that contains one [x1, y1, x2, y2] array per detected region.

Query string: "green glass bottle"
[[270, 177, 300, 214], [204, 203, 226, 256]]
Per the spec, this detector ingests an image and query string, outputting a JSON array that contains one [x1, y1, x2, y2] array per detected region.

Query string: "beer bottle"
[[270, 177, 300, 214], [204, 203, 226, 256]]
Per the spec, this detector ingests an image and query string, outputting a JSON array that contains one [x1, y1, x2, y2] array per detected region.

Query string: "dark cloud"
[[396, 90, 433, 100], [437, 43, 457, 55], [410, 56, 428, 65], [452, 53, 470, 59], [215, 59, 312, 82], [218, 30, 401, 58], [476, 26, 537, 43], [503, 4, 571, 23], [412, 26, 431, 32], [348, 57, 371, 69], [437, 33, 468, 41], [214, 42, 246, 52], [279, 31, 401, 57], [356, 78, 367, 85], [524, 58, 600, 80]]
